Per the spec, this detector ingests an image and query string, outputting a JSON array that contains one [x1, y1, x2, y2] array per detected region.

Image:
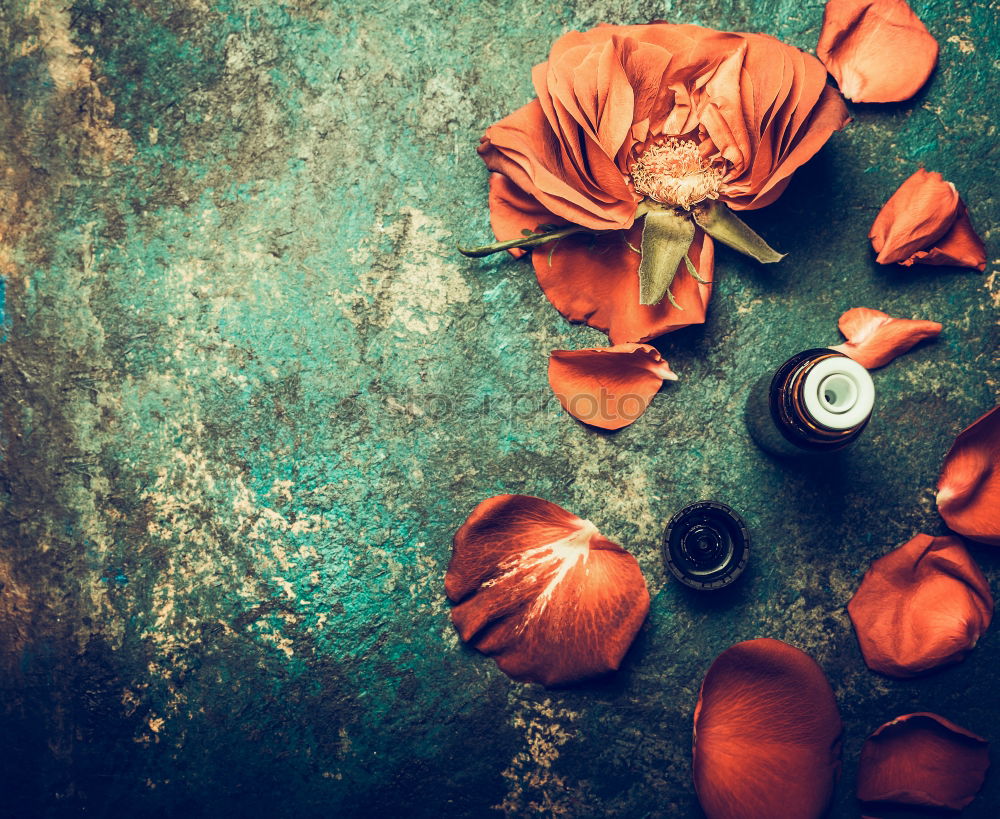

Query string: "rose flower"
[[463, 23, 850, 344]]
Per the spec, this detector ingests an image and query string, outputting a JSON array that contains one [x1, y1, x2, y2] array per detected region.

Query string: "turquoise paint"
[[0, 0, 997, 816]]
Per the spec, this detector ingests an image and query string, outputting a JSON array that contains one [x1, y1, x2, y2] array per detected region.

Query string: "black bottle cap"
[[663, 501, 750, 591]]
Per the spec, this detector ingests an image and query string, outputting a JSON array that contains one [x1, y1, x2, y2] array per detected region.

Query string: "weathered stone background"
[[0, 0, 997, 816]]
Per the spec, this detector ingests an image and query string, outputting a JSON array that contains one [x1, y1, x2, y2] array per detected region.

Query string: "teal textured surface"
[[0, 0, 997, 815]]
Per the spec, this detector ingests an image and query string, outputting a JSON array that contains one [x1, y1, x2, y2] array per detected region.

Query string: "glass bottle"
[[744, 348, 875, 458]]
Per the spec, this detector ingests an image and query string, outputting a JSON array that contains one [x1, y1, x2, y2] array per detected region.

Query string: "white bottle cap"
[[801, 355, 875, 430]]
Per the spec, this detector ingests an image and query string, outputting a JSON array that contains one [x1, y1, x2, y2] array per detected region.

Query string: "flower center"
[[629, 138, 723, 210]]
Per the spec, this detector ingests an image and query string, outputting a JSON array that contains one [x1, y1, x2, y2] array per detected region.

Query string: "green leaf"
[[638, 209, 696, 306], [692, 200, 785, 264]]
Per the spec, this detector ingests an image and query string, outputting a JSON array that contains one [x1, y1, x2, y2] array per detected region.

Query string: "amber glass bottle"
[[744, 348, 875, 457]]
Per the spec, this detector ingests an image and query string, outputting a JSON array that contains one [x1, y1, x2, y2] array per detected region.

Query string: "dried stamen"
[[630, 139, 723, 210]]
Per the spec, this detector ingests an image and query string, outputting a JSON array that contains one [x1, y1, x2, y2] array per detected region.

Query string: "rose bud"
[[445, 495, 649, 686]]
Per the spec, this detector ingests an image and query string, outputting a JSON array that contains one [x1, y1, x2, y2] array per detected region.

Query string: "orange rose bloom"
[[479, 23, 850, 343]]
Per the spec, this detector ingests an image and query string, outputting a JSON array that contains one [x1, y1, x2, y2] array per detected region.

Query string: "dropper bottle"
[[744, 348, 875, 457]]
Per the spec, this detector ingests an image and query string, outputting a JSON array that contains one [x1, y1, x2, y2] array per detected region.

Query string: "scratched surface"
[[0, 0, 997, 816]]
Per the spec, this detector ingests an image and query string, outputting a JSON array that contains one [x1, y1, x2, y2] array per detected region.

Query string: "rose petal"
[[486, 173, 567, 259], [857, 713, 990, 810], [869, 169, 958, 263], [907, 201, 987, 271], [937, 406, 1000, 545], [548, 343, 677, 430], [445, 495, 650, 686], [724, 44, 850, 210], [831, 306, 941, 369], [847, 534, 993, 677], [534, 224, 714, 344], [479, 98, 638, 232], [693, 638, 842, 819], [869, 169, 985, 269], [817, 0, 938, 103], [541, 25, 744, 180]]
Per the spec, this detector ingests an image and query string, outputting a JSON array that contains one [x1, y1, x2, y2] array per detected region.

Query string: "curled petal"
[[693, 638, 842, 819], [858, 713, 989, 810], [479, 98, 638, 232], [817, 0, 938, 103], [869, 169, 986, 269], [723, 64, 851, 211], [548, 343, 677, 430], [534, 225, 714, 344], [847, 534, 993, 677], [937, 406, 1000, 545], [831, 306, 941, 369], [445, 495, 650, 686], [908, 201, 987, 271], [870, 170, 957, 263]]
